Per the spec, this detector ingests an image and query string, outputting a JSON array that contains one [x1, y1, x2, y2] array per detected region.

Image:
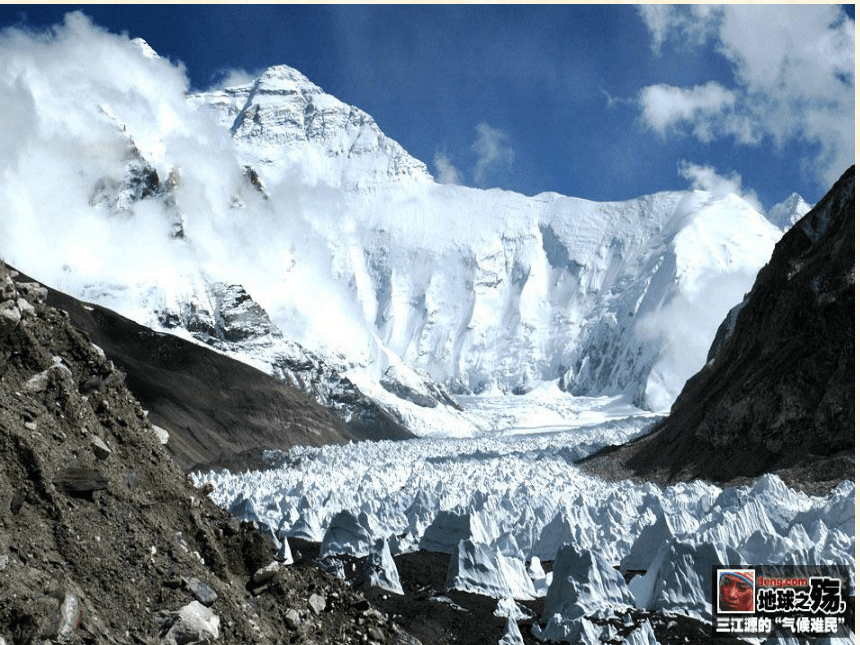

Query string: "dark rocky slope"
[[12, 270, 412, 472], [582, 166, 854, 493], [0, 261, 416, 644]]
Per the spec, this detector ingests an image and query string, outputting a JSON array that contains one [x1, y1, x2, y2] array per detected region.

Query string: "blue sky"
[[2, 5, 854, 209]]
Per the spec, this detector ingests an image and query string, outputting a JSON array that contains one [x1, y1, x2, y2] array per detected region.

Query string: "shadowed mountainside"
[[581, 166, 855, 493], [15, 270, 413, 472]]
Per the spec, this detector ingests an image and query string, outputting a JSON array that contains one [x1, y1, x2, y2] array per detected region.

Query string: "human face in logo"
[[719, 573, 754, 612]]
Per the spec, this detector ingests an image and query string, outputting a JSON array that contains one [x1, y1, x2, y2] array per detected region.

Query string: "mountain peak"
[[224, 65, 322, 96], [190, 64, 432, 191], [130, 37, 159, 60], [767, 191, 811, 231], [257, 64, 315, 86]]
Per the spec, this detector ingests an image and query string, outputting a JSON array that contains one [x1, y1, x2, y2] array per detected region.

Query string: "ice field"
[[195, 394, 855, 643]]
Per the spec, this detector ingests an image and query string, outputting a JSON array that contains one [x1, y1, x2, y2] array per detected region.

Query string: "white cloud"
[[601, 88, 633, 110], [432, 152, 462, 185], [637, 5, 720, 56], [637, 5, 855, 189], [637, 6, 674, 56], [471, 122, 514, 186], [639, 82, 737, 141], [678, 161, 763, 213], [210, 68, 257, 90], [0, 11, 374, 357]]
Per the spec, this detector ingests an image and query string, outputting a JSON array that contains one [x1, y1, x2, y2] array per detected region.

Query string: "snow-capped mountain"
[[620, 166, 855, 486], [185, 66, 783, 413], [0, 38, 785, 434], [767, 192, 813, 231]]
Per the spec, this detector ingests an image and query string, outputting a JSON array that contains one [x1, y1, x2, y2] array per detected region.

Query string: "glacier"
[[194, 418, 854, 640]]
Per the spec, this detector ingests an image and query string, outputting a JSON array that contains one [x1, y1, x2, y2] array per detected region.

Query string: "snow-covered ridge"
[[306, 185, 781, 410]]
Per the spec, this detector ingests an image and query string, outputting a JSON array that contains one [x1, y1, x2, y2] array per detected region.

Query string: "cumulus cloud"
[[678, 161, 763, 212], [471, 122, 514, 186], [432, 152, 462, 185], [639, 82, 737, 142], [637, 5, 855, 189]]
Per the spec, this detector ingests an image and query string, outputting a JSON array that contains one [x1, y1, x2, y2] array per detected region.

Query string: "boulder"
[[90, 436, 111, 460], [182, 577, 217, 607], [308, 593, 326, 615], [251, 561, 280, 586], [0, 300, 20, 335], [160, 601, 219, 645]]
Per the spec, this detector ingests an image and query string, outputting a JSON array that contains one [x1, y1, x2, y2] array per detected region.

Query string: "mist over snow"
[[0, 13, 374, 358], [1, 12, 785, 427]]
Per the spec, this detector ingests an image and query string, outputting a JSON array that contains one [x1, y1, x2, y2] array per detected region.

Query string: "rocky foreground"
[[0, 261, 416, 645], [31, 275, 413, 473]]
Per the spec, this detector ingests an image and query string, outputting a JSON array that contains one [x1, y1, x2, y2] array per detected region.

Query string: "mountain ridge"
[[11, 267, 415, 472]]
